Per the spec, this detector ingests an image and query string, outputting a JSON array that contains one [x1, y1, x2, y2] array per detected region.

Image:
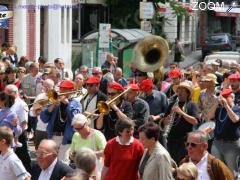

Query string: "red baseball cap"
[[85, 76, 100, 84], [108, 82, 124, 92], [228, 73, 240, 80], [220, 89, 233, 98], [126, 84, 140, 91], [168, 68, 181, 79], [139, 79, 153, 92], [59, 80, 75, 89]]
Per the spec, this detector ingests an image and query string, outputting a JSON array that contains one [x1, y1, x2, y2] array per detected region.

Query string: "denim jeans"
[[211, 139, 240, 176]]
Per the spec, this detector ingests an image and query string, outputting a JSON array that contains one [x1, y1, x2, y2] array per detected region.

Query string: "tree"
[[105, 0, 190, 36]]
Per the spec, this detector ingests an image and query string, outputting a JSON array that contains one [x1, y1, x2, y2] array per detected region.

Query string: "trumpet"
[[86, 87, 131, 118]]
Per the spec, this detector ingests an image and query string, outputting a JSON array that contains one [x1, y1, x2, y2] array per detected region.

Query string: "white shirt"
[[38, 158, 57, 180], [84, 94, 97, 128], [190, 152, 210, 180], [10, 97, 28, 129], [36, 115, 47, 132], [0, 150, 30, 180], [116, 136, 134, 145]]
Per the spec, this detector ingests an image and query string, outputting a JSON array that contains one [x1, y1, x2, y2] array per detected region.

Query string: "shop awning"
[[214, 7, 240, 17]]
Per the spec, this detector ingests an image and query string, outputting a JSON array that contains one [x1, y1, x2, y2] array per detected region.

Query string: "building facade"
[[0, 0, 73, 69]]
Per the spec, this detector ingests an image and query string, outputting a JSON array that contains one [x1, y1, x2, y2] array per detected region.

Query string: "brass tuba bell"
[[131, 35, 169, 72]]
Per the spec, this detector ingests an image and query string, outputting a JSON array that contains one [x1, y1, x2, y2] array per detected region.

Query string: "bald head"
[[38, 139, 58, 155], [36, 139, 58, 170], [114, 67, 123, 81]]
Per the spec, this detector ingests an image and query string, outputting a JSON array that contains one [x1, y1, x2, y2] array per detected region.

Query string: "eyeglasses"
[[35, 151, 53, 157], [108, 92, 118, 96], [185, 142, 202, 148], [92, 72, 99, 75]]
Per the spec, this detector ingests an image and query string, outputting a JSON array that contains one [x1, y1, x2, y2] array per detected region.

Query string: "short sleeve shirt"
[[0, 151, 30, 180], [70, 129, 107, 152]]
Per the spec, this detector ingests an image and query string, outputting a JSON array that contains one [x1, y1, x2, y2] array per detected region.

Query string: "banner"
[[0, 5, 13, 29]]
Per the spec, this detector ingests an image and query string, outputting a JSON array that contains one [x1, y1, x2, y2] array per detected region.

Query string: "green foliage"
[[104, 0, 190, 35], [105, 0, 140, 28], [169, 0, 191, 21]]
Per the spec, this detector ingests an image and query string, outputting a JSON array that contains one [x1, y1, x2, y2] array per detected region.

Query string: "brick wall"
[[7, 2, 13, 45], [27, 9, 36, 60]]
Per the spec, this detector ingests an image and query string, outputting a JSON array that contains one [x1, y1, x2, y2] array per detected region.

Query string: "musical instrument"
[[198, 121, 216, 140], [131, 35, 169, 73], [25, 89, 85, 110], [86, 87, 131, 117], [159, 98, 179, 138]]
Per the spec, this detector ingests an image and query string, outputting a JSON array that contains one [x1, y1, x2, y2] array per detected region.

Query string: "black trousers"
[[15, 131, 32, 172], [167, 138, 187, 165]]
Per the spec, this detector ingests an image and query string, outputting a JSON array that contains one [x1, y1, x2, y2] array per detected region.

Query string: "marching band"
[[0, 36, 239, 180]]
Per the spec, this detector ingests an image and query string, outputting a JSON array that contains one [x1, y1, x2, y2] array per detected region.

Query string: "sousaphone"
[[131, 35, 169, 73]]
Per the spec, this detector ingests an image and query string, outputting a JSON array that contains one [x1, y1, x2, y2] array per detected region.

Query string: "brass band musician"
[[96, 82, 133, 140], [161, 81, 199, 164], [82, 76, 107, 128]]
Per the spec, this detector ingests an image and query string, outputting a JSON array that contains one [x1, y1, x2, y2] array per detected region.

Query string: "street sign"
[[141, 20, 152, 32], [99, 23, 111, 48], [140, 2, 154, 19]]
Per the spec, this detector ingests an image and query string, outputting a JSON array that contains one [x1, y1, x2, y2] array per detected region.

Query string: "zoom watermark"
[[191, 1, 225, 11], [15, 4, 79, 10]]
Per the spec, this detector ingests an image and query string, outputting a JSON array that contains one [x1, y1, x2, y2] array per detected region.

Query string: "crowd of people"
[[0, 41, 239, 180]]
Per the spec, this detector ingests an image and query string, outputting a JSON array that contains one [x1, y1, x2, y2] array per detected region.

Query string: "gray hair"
[[188, 130, 208, 143], [5, 84, 19, 94], [74, 148, 97, 175]]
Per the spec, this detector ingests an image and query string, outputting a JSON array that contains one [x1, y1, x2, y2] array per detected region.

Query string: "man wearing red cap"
[[139, 79, 168, 144], [207, 88, 240, 176], [126, 84, 149, 137], [165, 68, 182, 102], [228, 73, 240, 106], [40, 80, 82, 164], [96, 82, 133, 140], [82, 76, 107, 128]]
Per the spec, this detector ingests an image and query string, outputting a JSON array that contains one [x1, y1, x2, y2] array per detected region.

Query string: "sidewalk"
[[164, 50, 202, 70]]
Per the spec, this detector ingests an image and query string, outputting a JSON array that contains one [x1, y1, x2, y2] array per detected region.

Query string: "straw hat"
[[202, 73, 218, 84], [174, 81, 193, 95]]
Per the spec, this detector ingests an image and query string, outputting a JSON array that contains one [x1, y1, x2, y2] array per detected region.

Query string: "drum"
[[198, 121, 216, 140]]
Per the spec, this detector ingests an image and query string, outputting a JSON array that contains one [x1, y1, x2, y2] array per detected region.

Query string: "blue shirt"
[[214, 105, 240, 140], [0, 108, 22, 136], [40, 99, 82, 145]]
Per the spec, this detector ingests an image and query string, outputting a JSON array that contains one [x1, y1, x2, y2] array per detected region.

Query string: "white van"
[[204, 53, 240, 68]]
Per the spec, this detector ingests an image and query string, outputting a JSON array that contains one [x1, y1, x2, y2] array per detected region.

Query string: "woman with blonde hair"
[[175, 162, 198, 180]]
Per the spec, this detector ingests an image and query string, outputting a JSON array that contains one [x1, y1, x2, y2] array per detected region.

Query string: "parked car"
[[202, 33, 237, 59], [204, 53, 240, 68], [212, 51, 240, 55]]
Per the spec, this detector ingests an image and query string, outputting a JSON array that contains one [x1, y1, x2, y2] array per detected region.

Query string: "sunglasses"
[[135, 73, 145, 77], [86, 84, 97, 88], [108, 92, 118, 96], [74, 123, 85, 131], [185, 142, 202, 148]]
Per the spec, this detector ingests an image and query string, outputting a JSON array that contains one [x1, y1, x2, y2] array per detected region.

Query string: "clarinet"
[[163, 98, 179, 138]]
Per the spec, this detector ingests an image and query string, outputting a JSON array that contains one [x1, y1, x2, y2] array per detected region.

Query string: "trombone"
[[25, 89, 85, 111], [86, 87, 132, 118]]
